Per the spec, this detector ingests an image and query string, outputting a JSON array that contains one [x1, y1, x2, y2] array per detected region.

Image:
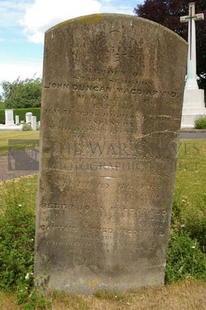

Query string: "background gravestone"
[[5, 109, 14, 126], [25, 112, 33, 124], [34, 14, 187, 294]]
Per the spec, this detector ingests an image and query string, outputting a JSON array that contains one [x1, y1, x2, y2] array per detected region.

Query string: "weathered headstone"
[[34, 14, 187, 294], [5, 109, 14, 126]]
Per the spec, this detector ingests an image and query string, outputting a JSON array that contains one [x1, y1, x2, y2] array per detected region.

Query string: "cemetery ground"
[[0, 132, 206, 309], [0, 131, 40, 155], [0, 280, 206, 309]]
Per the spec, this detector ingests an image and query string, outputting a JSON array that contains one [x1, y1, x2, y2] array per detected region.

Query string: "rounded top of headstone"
[[46, 13, 186, 44]]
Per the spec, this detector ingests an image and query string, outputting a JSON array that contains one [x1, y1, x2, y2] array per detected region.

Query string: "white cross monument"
[[180, 2, 206, 128]]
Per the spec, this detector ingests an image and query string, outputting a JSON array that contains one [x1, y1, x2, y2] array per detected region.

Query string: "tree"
[[1, 77, 42, 108], [134, 0, 206, 90], [0, 94, 4, 108]]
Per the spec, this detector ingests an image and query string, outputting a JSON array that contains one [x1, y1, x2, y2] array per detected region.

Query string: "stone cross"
[[180, 2, 204, 89]]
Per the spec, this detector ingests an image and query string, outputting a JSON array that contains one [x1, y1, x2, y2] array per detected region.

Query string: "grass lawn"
[[0, 131, 40, 154], [175, 139, 206, 207]]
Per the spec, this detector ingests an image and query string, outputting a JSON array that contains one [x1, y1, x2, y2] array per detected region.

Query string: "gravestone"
[[34, 14, 187, 294], [31, 116, 37, 131], [25, 112, 32, 123], [0, 110, 23, 131], [5, 109, 14, 126], [15, 115, 20, 124]]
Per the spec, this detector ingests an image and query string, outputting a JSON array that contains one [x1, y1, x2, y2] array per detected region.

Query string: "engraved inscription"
[[43, 81, 179, 98], [35, 14, 187, 293]]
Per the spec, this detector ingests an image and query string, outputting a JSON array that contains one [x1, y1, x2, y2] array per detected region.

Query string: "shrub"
[[165, 231, 206, 284], [0, 181, 35, 290], [22, 123, 32, 131], [166, 192, 206, 284], [194, 116, 206, 129], [170, 192, 206, 251], [183, 195, 206, 252], [0, 177, 51, 309]]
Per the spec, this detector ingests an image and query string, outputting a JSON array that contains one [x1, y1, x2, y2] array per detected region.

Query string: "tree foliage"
[[1, 77, 42, 108], [134, 0, 206, 89], [0, 94, 4, 109]]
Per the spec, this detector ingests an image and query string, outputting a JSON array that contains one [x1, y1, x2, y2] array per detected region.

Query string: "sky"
[[0, 0, 144, 91]]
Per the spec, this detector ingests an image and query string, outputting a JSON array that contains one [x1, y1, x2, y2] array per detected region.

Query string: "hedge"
[[0, 108, 41, 124]]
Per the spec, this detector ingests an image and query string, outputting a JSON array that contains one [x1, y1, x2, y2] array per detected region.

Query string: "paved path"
[[180, 129, 206, 139], [0, 154, 38, 181], [0, 130, 206, 181]]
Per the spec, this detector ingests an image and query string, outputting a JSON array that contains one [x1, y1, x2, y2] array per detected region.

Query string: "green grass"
[[176, 139, 206, 202], [0, 175, 38, 215], [0, 131, 40, 155]]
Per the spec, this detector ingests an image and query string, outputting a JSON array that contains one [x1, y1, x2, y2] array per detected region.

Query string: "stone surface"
[[180, 2, 205, 128], [5, 109, 14, 126], [25, 112, 32, 123], [34, 14, 187, 294], [31, 115, 37, 131], [180, 2, 204, 90], [0, 124, 23, 131], [181, 88, 206, 128], [15, 115, 20, 124]]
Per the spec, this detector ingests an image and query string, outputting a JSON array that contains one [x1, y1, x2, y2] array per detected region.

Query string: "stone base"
[[181, 88, 206, 128], [35, 264, 166, 295], [181, 108, 206, 129], [0, 124, 23, 131]]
